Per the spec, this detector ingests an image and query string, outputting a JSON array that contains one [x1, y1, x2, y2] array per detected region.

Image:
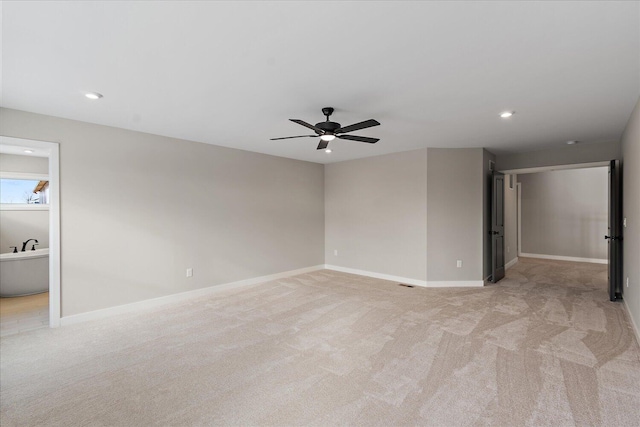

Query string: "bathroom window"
[[0, 178, 49, 208]]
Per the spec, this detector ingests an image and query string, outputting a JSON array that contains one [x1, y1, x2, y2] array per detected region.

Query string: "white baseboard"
[[426, 280, 485, 287], [60, 264, 325, 326], [324, 265, 484, 288], [505, 257, 519, 270], [519, 253, 607, 264], [623, 299, 640, 346], [324, 264, 427, 287]]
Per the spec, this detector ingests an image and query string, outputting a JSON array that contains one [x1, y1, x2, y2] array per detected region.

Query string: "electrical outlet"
[[456, 260, 463, 268], [334, 249, 338, 256], [186, 268, 193, 278], [627, 277, 630, 288]]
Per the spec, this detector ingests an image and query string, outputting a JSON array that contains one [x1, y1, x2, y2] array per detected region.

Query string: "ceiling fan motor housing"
[[315, 121, 341, 134]]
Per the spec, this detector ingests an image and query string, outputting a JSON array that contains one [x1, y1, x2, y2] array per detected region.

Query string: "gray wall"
[[0, 210, 49, 254], [496, 140, 620, 171], [324, 149, 427, 281], [503, 175, 518, 265], [427, 148, 484, 281], [324, 147, 486, 284], [0, 154, 50, 253], [0, 108, 325, 317], [621, 97, 640, 335], [518, 167, 608, 260], [0, 153, 48, 174]]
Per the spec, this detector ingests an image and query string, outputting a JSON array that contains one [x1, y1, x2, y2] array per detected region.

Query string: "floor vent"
[[398, 283, 415, 288]]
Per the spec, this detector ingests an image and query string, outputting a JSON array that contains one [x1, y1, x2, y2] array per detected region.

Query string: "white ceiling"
[[1, 1, 638, 164]]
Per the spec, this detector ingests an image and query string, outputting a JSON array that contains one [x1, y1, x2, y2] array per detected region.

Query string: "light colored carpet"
[[1, 258, 639, 426]]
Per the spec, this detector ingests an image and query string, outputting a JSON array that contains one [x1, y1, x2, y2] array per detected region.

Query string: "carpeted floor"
[[1, 258, 639, 426]]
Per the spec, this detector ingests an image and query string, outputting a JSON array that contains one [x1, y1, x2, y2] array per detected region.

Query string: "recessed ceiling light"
[[320, 134, 336, 142], [325, 149, 332, 153], [499, 111, 514, 118], [566, 140, 579, 145], [85, 92, 103, 100], [23, 149, 34, 154]]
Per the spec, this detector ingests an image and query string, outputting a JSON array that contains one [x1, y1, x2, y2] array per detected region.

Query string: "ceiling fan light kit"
[[271, 107, 381, 151]]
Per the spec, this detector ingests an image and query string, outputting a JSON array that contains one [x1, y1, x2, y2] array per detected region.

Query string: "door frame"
[[0, 136, 61, 327], [517, 182, 521, 256], [490, 171, 506, 282]]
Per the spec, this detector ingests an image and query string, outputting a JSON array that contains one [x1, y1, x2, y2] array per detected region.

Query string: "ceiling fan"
[[271, 107, 380, 150]]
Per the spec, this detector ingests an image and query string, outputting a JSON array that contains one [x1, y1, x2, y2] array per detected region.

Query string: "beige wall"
[[427, 148, 484, 282], [621, 97, 640, 334], [0, 153, 50, 253], [0, 108, 325, 317], [324, 149, 427, 281], [518, 167, 608, 260]]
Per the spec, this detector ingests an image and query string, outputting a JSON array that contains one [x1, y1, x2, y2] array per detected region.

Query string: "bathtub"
[[0, 248, 49, 297]]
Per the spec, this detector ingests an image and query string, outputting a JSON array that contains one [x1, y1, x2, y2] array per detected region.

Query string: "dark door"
[[606, 160, 623, 301], [491, 171, 505, 283]]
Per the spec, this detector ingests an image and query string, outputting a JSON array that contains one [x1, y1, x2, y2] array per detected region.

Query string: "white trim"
[[499, 161, 610, 175], [60, 265, 325, 326], [519, 253, 608, 264], [0, 171, 48, 180], [0, 204, 49, 211], [623, 299, 640, 346], [324, 265, 484, 287], [505, 257, 519, 270], [426, 280, 485, 287], [48, 144, 61, 327], [0, 137, 61, 328], [325, 264, 427, 286]]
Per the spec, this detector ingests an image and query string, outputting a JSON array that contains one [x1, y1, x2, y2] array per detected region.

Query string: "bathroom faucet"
[[21, 239, 38, 252]]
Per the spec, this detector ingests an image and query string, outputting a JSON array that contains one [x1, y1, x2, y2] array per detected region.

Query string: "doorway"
[[498, 161, 616, 297], [0, 136, 60, 330]]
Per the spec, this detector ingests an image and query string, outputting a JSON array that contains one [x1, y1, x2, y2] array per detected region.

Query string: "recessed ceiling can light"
[[325, 149, 332, 153], [499, 111, 514, 118], [85, 92, 103, 100], [566, 140, 579, 145], [23, 149, 34, 154]]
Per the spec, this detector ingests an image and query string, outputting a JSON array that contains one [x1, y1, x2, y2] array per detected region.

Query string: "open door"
[[491, 171, 505, 283], [606, 159, 623, 301]]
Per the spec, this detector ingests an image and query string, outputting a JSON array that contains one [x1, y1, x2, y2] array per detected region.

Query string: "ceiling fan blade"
[[270, 135, 316, 140], [336, 119, 380, 134], [290, 119, 323, 133], [338, 135, 379, 144], [317, 140, 329, 150]]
